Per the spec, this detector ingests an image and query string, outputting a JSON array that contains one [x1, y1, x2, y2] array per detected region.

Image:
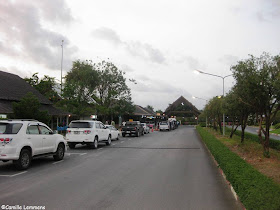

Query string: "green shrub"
[[196, 126, 280, 210], [274, 123, 280, 129], [199, 122, 206, 127]]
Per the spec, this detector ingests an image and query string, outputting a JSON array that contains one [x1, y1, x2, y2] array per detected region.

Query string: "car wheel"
[[89, 137, 98, 149], [53, 143, 65, 161], [2, 160, 9, 163], [106, 135, 111, 145], [14, 149, 31, 170], [116, 135, 119, 140], [136, 131, 139, 137], [68, 143, 76, 149], [122, 133, 125, 137]]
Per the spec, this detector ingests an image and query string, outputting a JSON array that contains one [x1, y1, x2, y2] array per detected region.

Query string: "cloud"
[[0, 66, 31, 79], [176, 56, 204, 70], [91, 27, 166, 64], [0, 1, 77, 70], [218, 55, 239, 66]]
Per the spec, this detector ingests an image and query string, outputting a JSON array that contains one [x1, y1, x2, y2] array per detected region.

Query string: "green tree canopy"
[[231, 52, 280, 156], [12, 92, 50, 124]]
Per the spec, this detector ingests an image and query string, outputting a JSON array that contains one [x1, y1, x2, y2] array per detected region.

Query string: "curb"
[[195, 129, 246, 209]]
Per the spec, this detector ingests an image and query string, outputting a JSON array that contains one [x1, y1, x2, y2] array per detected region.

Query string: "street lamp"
[[61, 40, 64, 95], [192, 96, 208, 127], [195, 70, 232, 136]]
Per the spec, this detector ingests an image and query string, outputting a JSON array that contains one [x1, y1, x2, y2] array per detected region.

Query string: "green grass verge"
[[271, 129, 280, 134], [226, 127, 280, 151], [196, 126, 280, 210]]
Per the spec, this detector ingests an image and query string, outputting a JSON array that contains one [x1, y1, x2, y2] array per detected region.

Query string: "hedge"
[[196, 126, 280, 210], [226, 127, 280, 151]]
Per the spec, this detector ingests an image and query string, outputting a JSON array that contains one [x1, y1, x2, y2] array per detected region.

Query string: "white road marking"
[[120, 141, 124, 143], [52, 160, 64, 165], [98, 148, 103, 150], [112, 144, 116, 146], [66, 153, 87, 156], [0, 171, 27, 177]]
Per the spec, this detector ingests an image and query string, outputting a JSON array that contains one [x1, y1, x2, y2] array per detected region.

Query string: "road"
[[233, 126, 280, 141], [0, 126, 242, 210]]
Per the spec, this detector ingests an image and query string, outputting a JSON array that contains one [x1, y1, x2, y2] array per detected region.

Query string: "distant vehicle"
[[159, 121, 170, 131], [0, 120, 66, 170], [122, 121, 144, 137], [105, 125, 120, 140], [141, 123, 150, 134], [66, 120, 111, 149]]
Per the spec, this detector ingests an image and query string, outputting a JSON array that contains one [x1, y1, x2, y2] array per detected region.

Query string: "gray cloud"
[[0, 1, 77, 70], [218, 55, 239, 66], [177, 56, 204, 70], [91, 27, 166, 64]]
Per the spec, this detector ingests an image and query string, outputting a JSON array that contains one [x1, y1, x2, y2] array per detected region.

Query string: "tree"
[[204, 96, 223, 134], [12, 92, 50, 124], [231, 52, 280, 157], [224, 87, 253, 142], [25, 73, 60, 103], [61, 60, 99, 118], [93, 60, 134, 120]]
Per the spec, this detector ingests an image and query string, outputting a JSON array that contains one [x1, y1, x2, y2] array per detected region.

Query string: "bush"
[[199, 122, 206, 127], [196, 126, 280, 210], [274, 123, 280, 129]]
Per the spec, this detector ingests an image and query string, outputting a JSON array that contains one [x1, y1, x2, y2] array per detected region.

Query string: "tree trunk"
[[263, 118, 270, 157]]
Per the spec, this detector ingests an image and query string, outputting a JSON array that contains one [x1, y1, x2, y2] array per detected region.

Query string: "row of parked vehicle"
[[0, 119, 121, 170], [121, 121, 150, 137], [159, 118, 179, 131]]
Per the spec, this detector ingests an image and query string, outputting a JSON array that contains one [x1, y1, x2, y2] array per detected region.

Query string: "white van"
[[159, 121, 170, 131], [66, 120, 111, 149]]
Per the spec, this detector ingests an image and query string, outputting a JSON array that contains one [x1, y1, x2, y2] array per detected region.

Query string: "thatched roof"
[[0, 70, 69, 116], [165, 96, 200, 116], [134, 105, 155, 116]]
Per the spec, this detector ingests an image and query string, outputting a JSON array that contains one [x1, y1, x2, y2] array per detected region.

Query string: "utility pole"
[[61, 40, 64, 95]]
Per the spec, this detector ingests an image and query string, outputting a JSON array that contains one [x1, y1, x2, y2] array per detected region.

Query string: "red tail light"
[[134, 127, 137, 130], [0, 138, 12, 144], [67, 130, 71, 133], [84, 130, 91, 134]]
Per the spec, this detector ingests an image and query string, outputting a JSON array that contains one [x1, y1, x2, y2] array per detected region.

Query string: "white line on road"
[[112, 144, 116, 146], [10, 171, 27, 177], [66, 153, 87, 156], [120, 141, 124, 143], [0, 171, 27, 177], [52, 160, 64, 165], [98, 148, 103, 150]]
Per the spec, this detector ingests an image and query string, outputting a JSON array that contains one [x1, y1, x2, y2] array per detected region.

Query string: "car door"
[[95, 122, 102, 141], [99, 123, 107, 140], [26, 124, 43, 155], [39, 124, 56, 153]]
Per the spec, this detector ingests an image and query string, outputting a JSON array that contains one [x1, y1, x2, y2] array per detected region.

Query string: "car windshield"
[[69, 122, 92, 128], [160, 122, 168, 125], [0, 123, 23, 134]]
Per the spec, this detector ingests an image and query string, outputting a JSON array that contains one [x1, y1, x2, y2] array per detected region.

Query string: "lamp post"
[[192, 96, 208, 127], [195, 70, 232, 136], [61, 40, 64, 95]]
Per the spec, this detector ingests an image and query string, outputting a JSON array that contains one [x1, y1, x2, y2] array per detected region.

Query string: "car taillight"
[[0, 138, 12, 144], [84, 130, 91, 134], [134, 127, 137, 130], [67, 130, 71, 133]]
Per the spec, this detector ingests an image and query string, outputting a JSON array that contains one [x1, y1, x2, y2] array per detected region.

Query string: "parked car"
[[122, 121, 144, 137], [159, 121, 170, 131], [105, 125, 120, 140], [66, 120, 111, 149], [141, 123, 150, 134], [0, 119, 66, 170]]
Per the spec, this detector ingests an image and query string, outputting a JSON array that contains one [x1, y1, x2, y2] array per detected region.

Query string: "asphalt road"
[[0, 126, 242, 210], [233, 126, 280, 141]]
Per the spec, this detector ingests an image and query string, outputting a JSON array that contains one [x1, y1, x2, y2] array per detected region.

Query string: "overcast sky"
[[0, 0, 279, 111]]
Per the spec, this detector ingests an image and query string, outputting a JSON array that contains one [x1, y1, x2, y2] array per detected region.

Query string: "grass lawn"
[[271, 128, 280, 134], [205, 128, 280, 185]]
